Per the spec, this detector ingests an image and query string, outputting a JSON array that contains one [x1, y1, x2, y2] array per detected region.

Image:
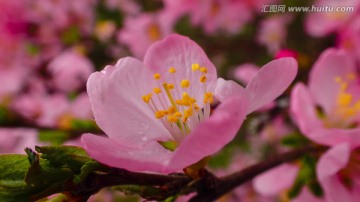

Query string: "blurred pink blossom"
[[117, 12, 174, 59], [47, 49, 94, 93], [291, 48, 360, 147], [305, 0, 360, 37], [0, 128, 39, 154], [257, 15, 292, 55]]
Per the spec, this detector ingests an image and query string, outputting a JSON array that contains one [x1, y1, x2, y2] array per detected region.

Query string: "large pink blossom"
[[81, 34, 297, 173], [291, 48, 360, 147]]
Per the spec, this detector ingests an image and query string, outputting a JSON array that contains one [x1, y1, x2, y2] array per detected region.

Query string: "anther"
[[142, 94, 152, 103], [180, 80, 190, 88], [169, 67, 176, 73], [200, 75, 207, 83], [153, 87, 161, 94], [154, 73, 161, 80], [200, 67, 208, 73], [192, 63, 200, 71]]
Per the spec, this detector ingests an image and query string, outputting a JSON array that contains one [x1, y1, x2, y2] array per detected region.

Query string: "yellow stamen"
[[154, 73, 161, 80], [183, 107, 193, 122], [167, 115, 179, 123], [153, 87, 161, 94], [163, 83, 178, 110], [200, 67, 208, 73], [155, 111, 165, 119], [142, 94, 152, 103], [167, 83, 174, 90], [337, 92, 352, 107], [204, 92, 214, 104], [192, 63, 200, 71], [180, 79, 190, 88], [169, 67, 176, 73], [174, 111, 182, 117], [200, 75, 207, 83], [167, 106, 176, 114]]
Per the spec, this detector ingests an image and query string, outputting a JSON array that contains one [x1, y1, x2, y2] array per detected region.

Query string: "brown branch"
[[189, 145, 326, 202]]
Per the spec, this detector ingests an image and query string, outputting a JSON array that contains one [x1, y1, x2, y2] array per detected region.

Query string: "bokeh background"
[[1, 0, 359, 201]]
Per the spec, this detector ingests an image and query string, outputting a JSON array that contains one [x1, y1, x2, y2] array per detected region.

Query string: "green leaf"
[[288, 155, 323, 198], [73, 160, 102, 184], [281, 132, 310, 148], [36, 145, 92, 170], [0, 154, 33, 202]]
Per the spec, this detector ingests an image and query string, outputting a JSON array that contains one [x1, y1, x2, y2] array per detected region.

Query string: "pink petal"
[[81, 134, 173, 172], [166, 95, 248, 172], [253, 164, 299, 196], [291, 84, 360, 148], [309, 48, 356, 114], [245, 57, 297, 113], [87, 57, 170, 146], [317, 144, 354, 202], [292, 187, 326, 202], [143, 34, 217, 107], [290, 83, 323, 139], [214, 78, 246, 103]]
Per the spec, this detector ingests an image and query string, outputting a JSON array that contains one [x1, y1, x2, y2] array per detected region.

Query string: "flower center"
[[338, 148, 360, 190], [323, 73, 360, 128], [142, 64, 214, 149]]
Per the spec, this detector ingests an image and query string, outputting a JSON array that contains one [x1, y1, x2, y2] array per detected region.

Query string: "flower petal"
[[317, 143, 354, 202], [309, 48, 356, 114], [290, 83, 323, 138], [214, 78, 246, 103], [166, 95, 248, 172], [81, 134, 172, 172], [245, 57, 297, 113], [87, 57, 170, 146], [291, 83, 360, 148], [144, 34, 217, 107], [253, 164, 299, 196]]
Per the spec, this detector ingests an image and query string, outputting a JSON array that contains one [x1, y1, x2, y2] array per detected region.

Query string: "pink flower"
[[12, 93, 69, 127], [291, 48, 360, 147], [189, 0, 252, 34], [257, 14, 292, 55], [290, 48, 360, 202], [117, 12, 174, 59], [316, 143, 360, 202], [253, 164, 299, 196], [338, 15, 360, 63], [275, 49, 298, 59], [0, 128, 40, 154], [47, 48, 94, 93], [82, 34, 297, 173], [305, 0, 360, 37]]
